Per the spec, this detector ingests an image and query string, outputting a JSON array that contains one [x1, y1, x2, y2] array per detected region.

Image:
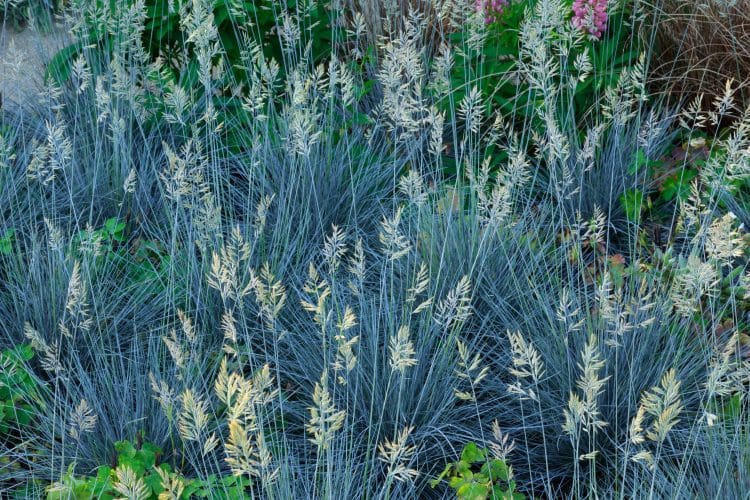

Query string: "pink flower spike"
[[476, 0, 509, 25], [571, 0, 608, 39]]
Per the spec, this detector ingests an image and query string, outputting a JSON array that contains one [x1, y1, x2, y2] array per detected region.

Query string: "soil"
[[0, 24, 70, 107]]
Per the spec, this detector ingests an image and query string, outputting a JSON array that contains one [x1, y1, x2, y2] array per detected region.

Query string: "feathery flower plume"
[[251, 264, 287, 330], [122, 168, 138, 194], [670, 255, 718, 317], [435, 276, 472, 330], [307, 371, 346, 450], [379, 206, 412, 260], [323, 225, 348, 273], [428, 106, 447, 158], [65, 261, 92, 332], [557, 288, 585, 336], [113, 465, 150, 500], [154, 467, 186, 499], [709, 79, 737, 128], [69, 399, 98, 441], [23, 322, 65, 378], [71, 54, 92, 95], [44, 218, 64, 252], [628, 369, 683, 470], [705, 212, 745, 266], [0, 132, 15, 172], [221, 311, 239, 357], [705, 334, 750, 401], [301, 263, 331, 328], [348, 238, 366, 297], [507, 330, 544, 401], [149, 372, 176, 424], [178, 389, 209, 442], [378, 426, 419, 482], [639, 368, 683, 445], [225, 420, 261, 478], [207, 226, 253, 303], [285, 69, 323, 157], [629, 404, 647, 445], [377, 26, 428, 139], [454, 340, 489, 401], [407, 263, 432, 315], [217, 360, 279, 483], [491, 420, 516, 463], [162, 327, 187, 376], [253, 194, 274, 238], [563, 335, 609, 444], [333, 306, 359, 383], [203, 432, 219, 457], [389, 325, 418, 373], [459, 86, 484, 135], [399, 169, 428, 207], [429, 44, 453, 96], [163, 82, 190, 125]]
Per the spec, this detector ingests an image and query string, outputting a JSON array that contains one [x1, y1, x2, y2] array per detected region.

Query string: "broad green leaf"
[[620, 189, 644, 222], [461, 442, 487, 464]]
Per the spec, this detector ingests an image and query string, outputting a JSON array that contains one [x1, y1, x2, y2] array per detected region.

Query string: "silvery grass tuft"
[[0, 0, 749, 497]]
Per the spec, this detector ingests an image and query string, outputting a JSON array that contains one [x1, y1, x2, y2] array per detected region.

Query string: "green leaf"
[[115, 440, 149, 474], [115, 440, 136, 458], [483, 44, 518, 59], [480, 459, 510, 482], [104, 218, 126, 241], [16, 345, 34, 362], [0, 228, 14, 255], [143, 469, 164, 494], [492, 486, 513, 500], [430, 464, 454, 488], [720, 393, 743, 421], [450, 476, 469, 488], [620, 189, 644, 222], [456, 460, 472, 475], [457, 481, 489, 500], [627, 149, 649, 175], [461, 442, 486, 464], [660, 169, 697, 202], [89, 466, 114, 496]]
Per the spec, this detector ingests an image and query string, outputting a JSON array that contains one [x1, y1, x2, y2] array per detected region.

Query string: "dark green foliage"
[[446, 0, 642, 122], [46, 0, 338, 101], [439, 0, 643, 180], [143, 0, 338, 79]]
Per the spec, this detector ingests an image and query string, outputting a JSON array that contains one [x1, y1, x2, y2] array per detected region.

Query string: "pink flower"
[[571, 0, 608, 39], [476, 0, 509, 24]]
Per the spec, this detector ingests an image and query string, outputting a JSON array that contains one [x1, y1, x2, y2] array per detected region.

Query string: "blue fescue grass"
[[0, 0, 749, 498]]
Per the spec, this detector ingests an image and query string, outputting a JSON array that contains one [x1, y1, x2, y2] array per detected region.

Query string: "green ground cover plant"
[[0, 344, 38, 435], [46, 438, 253, 499], [431, 442, 524, 499], [0, 0, 749, 498]]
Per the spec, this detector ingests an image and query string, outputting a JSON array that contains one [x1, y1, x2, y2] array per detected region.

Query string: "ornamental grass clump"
[[0, 0, 750, 497], [648, 0, 750, 120]]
